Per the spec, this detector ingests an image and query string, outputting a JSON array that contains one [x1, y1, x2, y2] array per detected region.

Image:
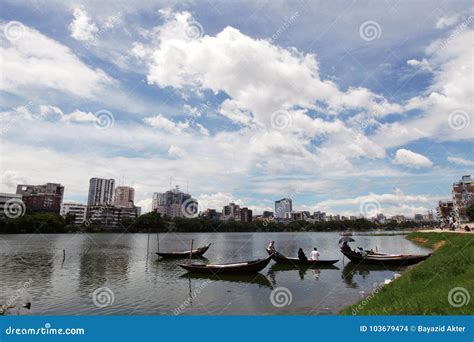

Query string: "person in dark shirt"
[[341, 241, 352, 253], [298, 248, 307, 261]]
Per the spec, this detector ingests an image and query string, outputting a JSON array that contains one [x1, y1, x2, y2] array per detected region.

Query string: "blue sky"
[[0, 0, 472, 217]]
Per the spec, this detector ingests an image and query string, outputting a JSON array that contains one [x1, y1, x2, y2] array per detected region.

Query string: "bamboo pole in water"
[[157, 232, 160, 253], [146, 231, 150, 255]]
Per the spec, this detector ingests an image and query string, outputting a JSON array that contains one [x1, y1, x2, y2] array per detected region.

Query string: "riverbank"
[[341, 232, 474, 315]]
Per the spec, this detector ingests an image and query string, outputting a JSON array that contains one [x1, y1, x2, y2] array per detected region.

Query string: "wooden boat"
[[179, 255, 272, 275], [340, 249, 431, 266], [156, 243, 211, 258], [266, 247, 338, 266], [271, 252, 339, 266]]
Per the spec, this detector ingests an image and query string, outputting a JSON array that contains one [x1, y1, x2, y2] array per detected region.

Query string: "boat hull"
[[156, 244, 211, 258], [267, 248, 338, 266], [341, 250, 431, 266], [272, 253, 338, 266], [179, 255, 272, 275]]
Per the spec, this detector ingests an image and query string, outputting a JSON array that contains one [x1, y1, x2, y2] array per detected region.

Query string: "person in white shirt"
[[309, 247, 320, 261]]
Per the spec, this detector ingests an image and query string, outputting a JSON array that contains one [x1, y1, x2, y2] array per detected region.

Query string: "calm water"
[[0, 232, 430, 315]]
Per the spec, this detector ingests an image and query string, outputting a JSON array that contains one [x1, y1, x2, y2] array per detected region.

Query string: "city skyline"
[[4, 175, 471, 221], [0, 1, 472, 218]]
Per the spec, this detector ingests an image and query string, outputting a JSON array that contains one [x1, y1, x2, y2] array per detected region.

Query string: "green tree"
[[65, 213, 76, 225], [131, 212, 167, 232]]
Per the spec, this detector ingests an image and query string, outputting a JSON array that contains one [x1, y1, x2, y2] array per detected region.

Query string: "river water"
[[0, 232, 430, 315]]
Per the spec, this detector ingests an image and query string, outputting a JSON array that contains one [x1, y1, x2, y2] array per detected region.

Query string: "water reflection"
[[341, 262, 404, 288], [181, 273, 273, 289], [0, 232, 428, 315]]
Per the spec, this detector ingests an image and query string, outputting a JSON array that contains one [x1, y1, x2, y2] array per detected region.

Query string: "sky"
[[0, 0, 473, 217]]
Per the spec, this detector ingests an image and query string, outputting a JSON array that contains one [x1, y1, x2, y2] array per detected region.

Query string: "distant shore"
[[0, 211, 431, 234], [341, 231, 474, 315]]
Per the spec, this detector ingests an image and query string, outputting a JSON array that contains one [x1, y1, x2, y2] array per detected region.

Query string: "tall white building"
[[88, 178, 115, 206], [275, 198, 292, 219], [60, 201, 87, 225]]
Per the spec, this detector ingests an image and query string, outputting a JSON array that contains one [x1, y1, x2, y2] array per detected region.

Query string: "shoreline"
[[340, 231, 474, 315]]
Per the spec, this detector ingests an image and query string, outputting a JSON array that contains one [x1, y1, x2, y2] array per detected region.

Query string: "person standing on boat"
[[268, 241, 276, 253], [298, 248, 307, 261], [309, 247, 320, 261]]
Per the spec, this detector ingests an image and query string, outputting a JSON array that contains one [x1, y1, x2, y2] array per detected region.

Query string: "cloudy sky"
[[0, 0, 472, 217]]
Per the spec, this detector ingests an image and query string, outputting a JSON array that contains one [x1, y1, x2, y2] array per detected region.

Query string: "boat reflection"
[[268, 263, 339, 281], [342, 262, 404, 288], [180, 272, 273, 289]]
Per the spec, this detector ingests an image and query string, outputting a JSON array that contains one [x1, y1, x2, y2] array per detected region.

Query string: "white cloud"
[[196, 123, 209, 136], [373, 28, 474, 148], [314, 189, 441, 217], [407, 58, 432, 72], [447, 156, 474, 166], [69, 7, 98, 41], [61, 110, 99, 123], [435, 15, 460, 29], [393, 149, 433, 168], [139, 10, 400, 131], [196, 192, 237, 211], [136, 198, 152, 213], [168, 145, 187, 158], [0, 22, 114, 99], [143, 114, 189, 133]]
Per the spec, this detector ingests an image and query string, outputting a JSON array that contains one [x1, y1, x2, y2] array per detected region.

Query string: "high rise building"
[[153, 186, 197, 218], [60, 201, 87, 225], [87, 178, 115, 206], [313, 211, 326, 221], [152, 192, 167, 210], [452, 175, 474, 223], [16, 183, 64, 213], [275, 198, 292, 219], [222, 202, 240, 219], [240, 207, 253, 222], [114, 186, 135, 208]]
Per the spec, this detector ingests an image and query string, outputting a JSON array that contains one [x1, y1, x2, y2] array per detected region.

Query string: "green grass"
[[341, 232, 474, 315]]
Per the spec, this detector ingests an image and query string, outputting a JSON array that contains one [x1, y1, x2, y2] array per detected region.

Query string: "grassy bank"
[[341, 232, 474, 315]]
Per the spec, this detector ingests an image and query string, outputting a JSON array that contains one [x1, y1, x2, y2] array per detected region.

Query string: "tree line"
[[0, 209, 443, 234]]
